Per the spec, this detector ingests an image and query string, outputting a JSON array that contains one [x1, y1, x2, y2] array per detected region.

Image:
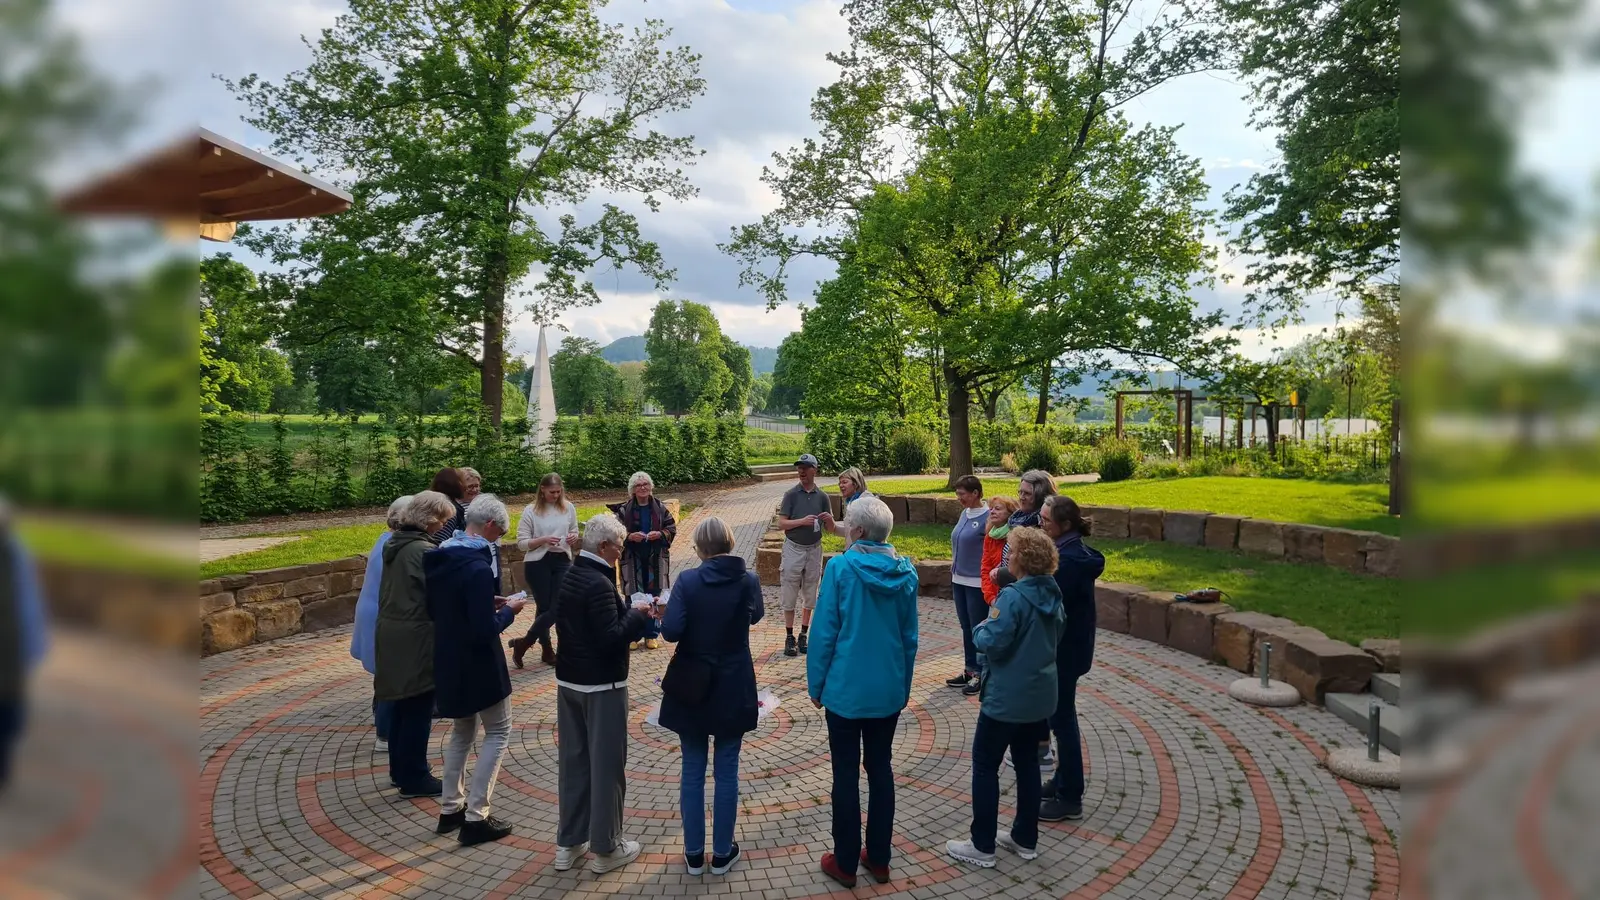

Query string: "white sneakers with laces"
[[553, 841, 588, 871], [589, 840, 641, 874]]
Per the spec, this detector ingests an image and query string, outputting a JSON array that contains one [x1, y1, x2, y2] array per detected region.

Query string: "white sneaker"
[[589, 840, 641, 874], [996, 833, 1039, 860], [553, 842, 589, 871], [946, 839, 997, 868], [374, 739, 389, 753]]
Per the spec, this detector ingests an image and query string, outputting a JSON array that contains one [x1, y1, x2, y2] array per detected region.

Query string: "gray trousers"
[[556, 685, 630, 853]]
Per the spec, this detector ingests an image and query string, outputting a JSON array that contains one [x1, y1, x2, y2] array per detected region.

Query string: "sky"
[[60, 0, 1595, 365]]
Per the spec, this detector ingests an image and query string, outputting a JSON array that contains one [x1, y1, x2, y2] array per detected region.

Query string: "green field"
[[829, 476, 1397, 535], [823, 525, 1397, 644], [18, 521, 193, 580], [745, 430, 805, 465], [200, 502, 699, 579]]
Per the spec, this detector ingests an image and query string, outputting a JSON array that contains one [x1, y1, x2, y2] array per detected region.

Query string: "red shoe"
[[819, 852, 857, 888], [860, 849, 889, 884]]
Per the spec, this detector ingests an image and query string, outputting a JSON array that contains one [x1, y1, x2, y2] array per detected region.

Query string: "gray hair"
[[385, 495, 414, 531], [402, 490, 456, 530], [1020, 469, 1057, 508], [692, 516, 734, 558], [627, 471, 654, 494], [844, 495, 894, 543], [465, 493, 510, 532], [838, 466, 868, 496], [582, 513, 628, 553], [459, 467, 482, 483]]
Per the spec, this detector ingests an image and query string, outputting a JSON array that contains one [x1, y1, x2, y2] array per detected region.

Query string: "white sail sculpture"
[[524, 326, 557, 450]]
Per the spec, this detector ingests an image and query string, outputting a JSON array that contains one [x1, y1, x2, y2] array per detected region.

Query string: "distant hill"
[[1055, 368, 1199, 397], [599, 334, 779, 375]]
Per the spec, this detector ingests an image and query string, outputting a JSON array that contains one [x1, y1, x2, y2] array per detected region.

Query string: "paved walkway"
[[196, 481, 1403, 900]]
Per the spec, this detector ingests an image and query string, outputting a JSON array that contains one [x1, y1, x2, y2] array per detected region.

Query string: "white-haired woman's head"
[[402, 491, 456, 532], [628, 471, 655, 502], [385, 495, 414, 531], [844, 495, 894, 544], [464, 493, 511, 539], [582, 513, 628, 563], [692, 516, 734, 560]]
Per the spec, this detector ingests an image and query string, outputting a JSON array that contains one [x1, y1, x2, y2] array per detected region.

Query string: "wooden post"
[[1114, 393, 1125, 441], [1218, 403, 1227, 453], [1388, 398, 1402, 515]]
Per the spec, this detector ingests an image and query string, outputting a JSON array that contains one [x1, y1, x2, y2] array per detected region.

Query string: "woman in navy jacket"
[[659, 517, 763, 877], [1038, 495, 1105, 822]]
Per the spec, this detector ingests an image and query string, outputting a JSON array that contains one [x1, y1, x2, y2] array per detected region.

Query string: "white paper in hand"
[[645, 700, 663, 728], [629, 592, 654, 610], [756, 691, 781, 722]]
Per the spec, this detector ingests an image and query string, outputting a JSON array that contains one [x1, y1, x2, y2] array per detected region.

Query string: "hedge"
[[806, 416, 1170, 473]]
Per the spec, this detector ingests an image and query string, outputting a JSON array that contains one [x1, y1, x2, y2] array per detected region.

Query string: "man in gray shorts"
[[777, 454, 831, 657]]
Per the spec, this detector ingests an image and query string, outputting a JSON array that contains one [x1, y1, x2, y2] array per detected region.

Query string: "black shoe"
[[685, 851, 705, 875], [945, 672, 973, 687], [1039, 798, 1083, 822], [459, 815, 514, 846], [398, 777, 443, 799], [711, 842, 741, 875], [785, 634, 798, 657], [962, 680, 981, 696], [436, 809, 466, 834], [797, 633, 808, 654]]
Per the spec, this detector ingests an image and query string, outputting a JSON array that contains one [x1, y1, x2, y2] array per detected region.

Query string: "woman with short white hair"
[[608, 471, 676, 650], [351, 495, 412, 752], [658, 517, 764, 876]]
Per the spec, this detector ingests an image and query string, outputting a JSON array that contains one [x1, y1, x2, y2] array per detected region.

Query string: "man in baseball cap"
[[776, 455, 829, 656]]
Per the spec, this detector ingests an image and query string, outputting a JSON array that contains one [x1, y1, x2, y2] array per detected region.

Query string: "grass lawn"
[[1409, 551, 1600, 639], [1411, 470, 1600, 530], [200, 502, 698, 579], [832, 476, 1397, 535], [824, 524, 1397, 644], [18, 521, 193, 580], [745, 430, 805, 465]]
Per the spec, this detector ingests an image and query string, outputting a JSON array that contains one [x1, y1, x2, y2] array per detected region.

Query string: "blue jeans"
[[373, 698, 397, 742], [387, 690, 436, 791], [1047, 674, 1083, 803], [971, 713, 1048, 853], [679, 732, 742, 857], [952, 584, 986, 675], [826, 710, 899, 875], [641, 615, 661, 641]]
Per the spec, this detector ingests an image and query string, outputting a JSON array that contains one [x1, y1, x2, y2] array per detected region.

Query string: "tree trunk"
[[1034, 363, 1051, 425], [982, 386, 1000, 423], [481, 250, 508, 428], [945, 365, 974, 487], [1264, 400, 1280, 459]]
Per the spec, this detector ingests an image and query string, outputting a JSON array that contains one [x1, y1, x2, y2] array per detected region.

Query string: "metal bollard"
[[1367, 700, 1381, 762], [1259, 642, 1272, 688]]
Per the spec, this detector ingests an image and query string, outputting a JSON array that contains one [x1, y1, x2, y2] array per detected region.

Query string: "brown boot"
[[541, 643, 557, 667], [508, 637, 530, 669]]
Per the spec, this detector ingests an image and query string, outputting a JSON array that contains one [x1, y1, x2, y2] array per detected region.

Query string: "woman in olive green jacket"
[[375, 491, 457, 797]]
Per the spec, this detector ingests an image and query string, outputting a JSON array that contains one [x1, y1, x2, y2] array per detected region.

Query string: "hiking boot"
[[784, 634, 798, 657], [797, 632, 808, 654], [458, 816, 513, 846]]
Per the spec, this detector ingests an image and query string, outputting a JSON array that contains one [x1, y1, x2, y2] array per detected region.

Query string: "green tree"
[[613, 361, 647, 413], [551, 336, 623, 415], [766, 334, 805, 415], [1205, 355, 1304, 456], [749, 372, 773, 413], [1220, 0, 1398, 320], [724, 0, 1225, 482], [641, 300, 732, 416], [200, 255, 298, 413], [789, 262, 936, 418], [718, 338, 753, 414], [228, 0, 706, 427]]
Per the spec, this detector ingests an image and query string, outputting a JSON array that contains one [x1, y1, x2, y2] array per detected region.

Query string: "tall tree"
[[1205, 355, 1303, 455], [718, 338, 753, 414], [766, 333, 806, 414], [550, 335, 623, 415], [725, 0, 1225, 482], [641, 300, 733, 415], [229, 0, 706, 426], [789, 261, 936, 418], [1220, 0, 1398, 320], [200, 255, 296, 413]]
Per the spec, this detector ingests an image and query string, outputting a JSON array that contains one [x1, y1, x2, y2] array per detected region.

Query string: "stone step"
[[754, 471, 799, 482], [749, 463, 796, 475], [1371, 672, 1401, 705], [1326, 692, 1406, 754]]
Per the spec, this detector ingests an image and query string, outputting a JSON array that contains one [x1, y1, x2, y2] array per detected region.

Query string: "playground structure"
[[1113, 389, 1311, 458]]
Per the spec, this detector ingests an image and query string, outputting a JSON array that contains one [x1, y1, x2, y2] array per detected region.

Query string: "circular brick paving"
[[198, 482, 1402, 900]]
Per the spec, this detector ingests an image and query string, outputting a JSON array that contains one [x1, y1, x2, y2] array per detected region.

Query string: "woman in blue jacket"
[[1039, 496, 1105, 822], [351, 495, 412, 752], [807, 496, 919, 889], [659, 517, 763, 877], [948, 527, 1064, 869]]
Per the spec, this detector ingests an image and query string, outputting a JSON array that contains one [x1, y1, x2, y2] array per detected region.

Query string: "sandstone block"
[[1253, 622, 1331, 684], [1237, 519, 1285, 558], [219, 574, 255, 592], [905, 496, 938, 525], [1093, 582, 1142, 634], [1129, 508, 1165, 542], [1212, 611, 1300, 674], [1322, 529, 1367, 574], [328, 571, 357, 597], [326, 556, 366, 573], [1283, 525, 1327, 564], [1280, 635, 1379, 704], [200, 592, 235, 616], [236, 582, 285, 605], [283, 574, 329, 598], [1163, 511, 1208, 547], [935, 498, 963, 525], [302, 594, 360, 632], [1360, 638, 1402, 673], [251, 599, 303, 642], [757, 547, 782, 586], [1089, 505, 1130, 539], [202, 608, 256, 655], [913, 559, 952, 600], [1204, 515, 1243, 551], [880, 495, 910, 526], [829, 494, 843, 519], [198, 578, 223, 596], [1167, 601, 1235, 660], [1128, 591, 1177, 645], [1363, 534, 1400, 577]]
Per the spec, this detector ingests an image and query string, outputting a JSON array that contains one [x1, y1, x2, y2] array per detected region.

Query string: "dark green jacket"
[[374, 528, 436, 701]]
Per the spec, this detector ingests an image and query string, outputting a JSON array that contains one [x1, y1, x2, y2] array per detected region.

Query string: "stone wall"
[[201, 499, 680, 656], [41, 562, 194, 652]]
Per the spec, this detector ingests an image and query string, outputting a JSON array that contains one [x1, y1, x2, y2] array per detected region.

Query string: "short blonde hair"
[[1006, 527, 1058, 578], [459, 467, 482, 484], [402, 490, 457, 531], [386, 495, 414, 530], [838, 467, 868, 496], [692, 516, 734, 558]]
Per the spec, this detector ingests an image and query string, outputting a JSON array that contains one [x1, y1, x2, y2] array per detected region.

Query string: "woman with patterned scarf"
[[609, 472, 677, 650]]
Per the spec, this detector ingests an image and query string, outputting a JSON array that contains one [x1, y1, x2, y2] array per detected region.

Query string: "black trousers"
[[520, 553, 570, 648], [826, 710, 899, 876]]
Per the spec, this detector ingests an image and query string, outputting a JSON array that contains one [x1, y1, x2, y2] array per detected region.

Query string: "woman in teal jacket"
[[807, 496, 919, 889], [947, 527, 1065, 869]]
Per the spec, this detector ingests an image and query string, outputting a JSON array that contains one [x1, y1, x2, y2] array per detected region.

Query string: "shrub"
[[1014, 430, 1062, 475], [1059, 443, 1098, 476], [999, 452, 1019, 474], [1097, 439, 1140, 483], [888, 426, 940, 474], [807, 414, 946, 472]]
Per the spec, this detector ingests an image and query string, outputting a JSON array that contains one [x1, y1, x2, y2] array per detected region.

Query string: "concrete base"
[[1228, 677, 1303, 707], [1326, 747, 1400, 789], [1402, 743, 1470, 788]]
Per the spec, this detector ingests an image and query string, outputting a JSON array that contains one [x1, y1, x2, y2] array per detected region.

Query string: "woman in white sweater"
[[508, 473, 579, 668]]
